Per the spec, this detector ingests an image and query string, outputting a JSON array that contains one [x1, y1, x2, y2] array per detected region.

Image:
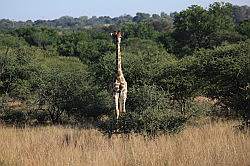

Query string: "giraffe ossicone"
[[112, 31, 127, 120]]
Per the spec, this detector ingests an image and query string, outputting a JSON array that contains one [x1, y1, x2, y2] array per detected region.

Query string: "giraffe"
[[111, 31, 127, 120]]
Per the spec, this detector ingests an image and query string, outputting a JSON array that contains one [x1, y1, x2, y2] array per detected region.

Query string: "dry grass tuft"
[[0, 121, 249, 166]]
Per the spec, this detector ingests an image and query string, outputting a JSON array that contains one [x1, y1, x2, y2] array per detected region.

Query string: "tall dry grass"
[[0, 122, 249, 166]]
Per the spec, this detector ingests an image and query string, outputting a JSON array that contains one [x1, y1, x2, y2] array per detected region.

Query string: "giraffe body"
[[112, 31, 127, 119]]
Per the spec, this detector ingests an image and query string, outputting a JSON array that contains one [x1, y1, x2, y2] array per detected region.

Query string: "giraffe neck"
[[116, 40, 122, 73]]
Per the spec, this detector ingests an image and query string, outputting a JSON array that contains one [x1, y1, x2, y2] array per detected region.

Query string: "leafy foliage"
[[0, 2, 249, 132], [192, 42, 250, 119], [237, 20, 250, 38], [169, 2, 245, 56]]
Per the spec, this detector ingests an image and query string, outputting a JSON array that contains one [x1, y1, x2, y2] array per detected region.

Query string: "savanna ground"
[[0, 121, 249, 166]]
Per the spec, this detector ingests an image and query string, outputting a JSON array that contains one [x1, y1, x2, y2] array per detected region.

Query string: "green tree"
[[208, 2, 235, 32], [192, 42, 250, 119], [57, 32, 80, 56], [133, 12, 151, 22], [121, 22, 158, 40], [157, 55, 201, 110], [173, 5, 211, 55], [15, 27, 58, 50], [37, 56, 111, 123], [172, 2, 239, 56], [0, 33, 27, 53], [77, 38, 115, 64], [0, 47, 41, 100], [237, 20, 250, 38]]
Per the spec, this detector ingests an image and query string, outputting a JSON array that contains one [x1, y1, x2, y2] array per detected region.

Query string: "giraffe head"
[[111, 31, 122, 44]]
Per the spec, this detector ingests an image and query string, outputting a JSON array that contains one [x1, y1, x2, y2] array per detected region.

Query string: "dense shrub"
[[0, 47, 42, 100], [37, 55, 113, 123], [100, 100, 213, 136], [0, 46, 112, 125], [126, 84, 170, 113], [99, 84, 211, 136], [1, 109, 27, 125], [0, 2, 249, 129], [192, 42, 249, 120]]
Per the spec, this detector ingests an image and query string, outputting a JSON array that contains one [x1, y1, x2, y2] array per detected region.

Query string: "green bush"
[[0, 47, 42, 100], [99, 84, 210, 136], [1, 109, 27, 125], [37, 56, 111, 123], [100, 99, 215, 136], [28, 109, 50, 125], [126, 84, 170, 113], [0, 46, 112, 125], [100, 110, 187, 136], [192, 42, 249, 119]]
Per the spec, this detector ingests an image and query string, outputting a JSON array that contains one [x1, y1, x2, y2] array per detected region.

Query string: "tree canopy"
[[0, 2, 249, 132]]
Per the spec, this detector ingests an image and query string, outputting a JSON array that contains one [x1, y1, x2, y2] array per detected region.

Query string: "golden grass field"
[[0, 121, 249, 166]]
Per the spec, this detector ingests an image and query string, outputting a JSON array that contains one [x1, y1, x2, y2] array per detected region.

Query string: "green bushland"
[[0, 2, 249, 135]]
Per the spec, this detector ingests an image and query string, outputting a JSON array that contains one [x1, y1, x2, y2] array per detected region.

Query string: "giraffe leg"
[[123, 92, 127, 113], [123, 82, 127, 113], [119, 94, 124, 113], [114, 92, 120, 119], [119, 84, 127, 113]]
